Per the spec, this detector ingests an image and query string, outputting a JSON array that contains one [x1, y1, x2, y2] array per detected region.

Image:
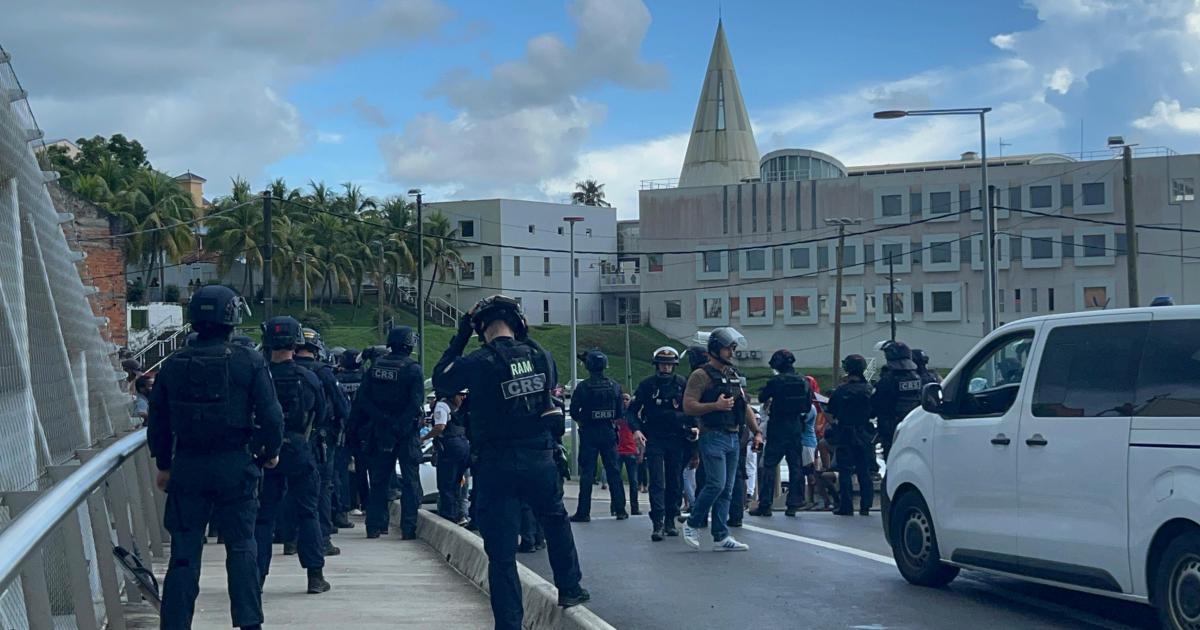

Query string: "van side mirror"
[[921, 383, 944, 414]]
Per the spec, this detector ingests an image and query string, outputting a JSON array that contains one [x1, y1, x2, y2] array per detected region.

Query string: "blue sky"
[[9, 0, 1200, 217]]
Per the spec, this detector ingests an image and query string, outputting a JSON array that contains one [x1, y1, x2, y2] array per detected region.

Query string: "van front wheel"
[[890, 491, 959, 587], [1155, 531, 1200, 630]]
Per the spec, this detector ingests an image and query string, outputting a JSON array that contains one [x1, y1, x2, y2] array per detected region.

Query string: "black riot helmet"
[[912, 349, 931, 368], [471, 294, 528, 341], [768, 349, 796, 372], [685, 345, 709, 371], [188, 285, 246, 327], [842, 354, 867, 376], [387, 326, 418, 355], [263, 316, 304, 351], [300, 328, 323, 354], [340, 348, 361, 371], [706, 327, 747, 365], [882, 340, 917, 371], [230, 334, 254, 348], [580, 348, 608, 374]]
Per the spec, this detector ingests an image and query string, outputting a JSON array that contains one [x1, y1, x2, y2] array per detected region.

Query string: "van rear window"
[[1135, 320, 1200, 417], [1031, 322, 1146, 418]]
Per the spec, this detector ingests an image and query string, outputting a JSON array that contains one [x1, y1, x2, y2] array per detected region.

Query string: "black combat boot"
[[306, 568, 331, 594], [324, 540, 341, 556], [558, 586, 591, 608], [749, 506, 773, 517], [333, 513, 354, 529], [282, 541, 297, 556], [651, 526, 665, 542]]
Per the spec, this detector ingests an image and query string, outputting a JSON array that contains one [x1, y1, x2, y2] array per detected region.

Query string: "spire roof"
[[678, 20, 760, 187]]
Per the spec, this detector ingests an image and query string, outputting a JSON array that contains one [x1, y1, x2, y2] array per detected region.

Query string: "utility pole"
[[1122, 144, 1140, 307], [408, 189, 425, 367], [826, 217, 862, 382], [261, 190, 273, 320], [624, 298, 632, 391], [302, 256, 309, 312], [888, 254, 897, 342], [564, 216, 585, 476], [377, 241, 386, 338]]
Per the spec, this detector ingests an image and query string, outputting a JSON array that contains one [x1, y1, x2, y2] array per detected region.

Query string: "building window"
[[791, 295, 811, 317], [742, 291, 772, 325], [881, 243, 905, 265], [716, 75, 726, 131], [874, 237, 912, 274], [458, 220, 475, 238], [1081, 234, 1106, 257], [697, 250, 729, 281], [1078, 282, 1112, 310], [703, 252, 723, 273], [1021, 229, 1062, 269], [930, 242, 953, 264], [697, 292, 729, 325], [528, 225, 535, 234], [461, 261, 476, 281], [789, 247, 811, 270], [1014, 288, 1022, 313], [1172, 178, 1195, 202], [999, 288, 1006, 313], [1030, 237, 1054, 260], [648, 254, 663, 272], [543, 299, 551, 324], [704, 297, 723, 319], [1049, 288, 1055, 311], [1031, 288, 1039, 312], [740, 247, 772, 279], [923, 283, 962, 321], [1081, 182, 1106, 206], [574, 258, 580, 278], [881, 195, 902, 217], [665, 300, 682, 319], [1030, 185, 1053, 209], [1075, 227, 1115, 266], [585, 228, 592, 237], [931, 291, 954, 313], [483, 256, 493, 277], [544, 257, 551, 277], [745, 249, 766, 272], [514, 256, 521, 276], [557, 227, 564, 235], [929, 191, 953, 216], [921, 234, 961, 272]]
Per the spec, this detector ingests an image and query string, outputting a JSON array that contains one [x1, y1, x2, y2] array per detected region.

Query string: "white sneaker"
[[713, 537, 749, 552], [682, 523, 700, 550], [350, 509, 364, 517]]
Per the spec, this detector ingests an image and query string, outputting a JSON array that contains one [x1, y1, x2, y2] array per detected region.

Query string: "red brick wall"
[[50, 184, 128, 346]]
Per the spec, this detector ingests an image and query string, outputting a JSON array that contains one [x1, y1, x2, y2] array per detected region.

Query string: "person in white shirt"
[[423, 389, 470, 523]]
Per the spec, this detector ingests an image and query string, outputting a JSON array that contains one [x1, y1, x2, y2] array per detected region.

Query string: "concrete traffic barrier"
[[400, 505, 614, 630]]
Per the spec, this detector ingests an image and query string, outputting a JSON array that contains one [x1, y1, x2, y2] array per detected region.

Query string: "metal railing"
[[599, 272, 640, 290], [130, 324, 191, 374], [0, 428, 163, 630], [639, 177, 679, 190]]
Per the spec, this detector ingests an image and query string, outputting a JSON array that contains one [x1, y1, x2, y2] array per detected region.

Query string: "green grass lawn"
[[238, 300, 842, 392]]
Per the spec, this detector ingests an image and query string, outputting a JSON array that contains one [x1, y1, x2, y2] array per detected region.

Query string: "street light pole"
[[826, 217, 862, 382], [564, 216, 585, 476], [409, 189, 425, 369], [261, 190, 273, 320], [888, 254, 897, 342], [874, 107, 996, 332]]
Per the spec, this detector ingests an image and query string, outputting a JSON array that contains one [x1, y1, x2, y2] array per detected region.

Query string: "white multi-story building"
[[423, 198, 620, 325], [635, 21, 1200, 368]]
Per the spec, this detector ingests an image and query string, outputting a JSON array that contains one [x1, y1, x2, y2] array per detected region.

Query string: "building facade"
[[423, 198, 619, 325]]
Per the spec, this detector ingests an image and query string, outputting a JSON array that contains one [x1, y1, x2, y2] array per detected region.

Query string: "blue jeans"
[[687, 431, 739, 542]]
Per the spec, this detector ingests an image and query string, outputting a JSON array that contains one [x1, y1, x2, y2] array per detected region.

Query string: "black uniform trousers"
[[519, 501, 545, 548], [312, 438, 335, 540], [476, 446, 582, 630], [575, 425, 626, 517], [161, 451, 262, 630], [756, 430, 805, 511], [644, 435, 688, 528], [366, 433, 422, 536], [255, 442, 324, 582], [836, 439, 875, 513], [435, 435, 470, 522]]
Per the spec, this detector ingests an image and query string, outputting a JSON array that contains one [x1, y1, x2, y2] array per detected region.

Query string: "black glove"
[[457, 313, 474, 339]]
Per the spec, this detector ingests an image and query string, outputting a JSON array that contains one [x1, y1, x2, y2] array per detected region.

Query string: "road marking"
[[741, 523, 896, 565]]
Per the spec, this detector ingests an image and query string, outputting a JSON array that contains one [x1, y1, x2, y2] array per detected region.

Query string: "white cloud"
[[316, 131, 345, 144], [383, 0, 665, 193], [1046, 67, 1075, 94], [1134, 99, 1200, 134], [991, 33, 1018, 50], [540, 132, 689, 217], [1, 0, 452, 192]]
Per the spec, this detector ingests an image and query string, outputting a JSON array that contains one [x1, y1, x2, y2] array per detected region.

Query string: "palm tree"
[[69, 173, 112, 206], [307, 213, 354, 307], [206, 177, 262, 295], [571, 179, 611, 207], [378, 196, 416, 305], [420, 212, 465, 313], [109, 170, 197, 297], [337, 182, 378, 215]]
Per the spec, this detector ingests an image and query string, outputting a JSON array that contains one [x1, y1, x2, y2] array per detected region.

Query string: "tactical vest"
[[643, 374, 683, 433], [164, 343, 248, 449], [699, 364, 742, 432], [893, 369, 923, 420], [336, 370, 363, 401], [443, 405, 467, 439], [581, 377, 619, 424], [767, 372, 811, 423], [271, 363, 312, 435], [832, 380, 873, 428], [476, 339, 554, 445], [362, 354, 416, 418]]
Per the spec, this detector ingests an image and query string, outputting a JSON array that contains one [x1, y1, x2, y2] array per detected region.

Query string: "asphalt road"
[[513, 494, 1160, 629]]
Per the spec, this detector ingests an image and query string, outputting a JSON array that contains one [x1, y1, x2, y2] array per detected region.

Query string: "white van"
[[882, 306, 1200, 628]]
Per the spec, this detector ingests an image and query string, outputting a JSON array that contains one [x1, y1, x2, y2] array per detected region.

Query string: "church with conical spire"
[[678, 20, 760, 188]]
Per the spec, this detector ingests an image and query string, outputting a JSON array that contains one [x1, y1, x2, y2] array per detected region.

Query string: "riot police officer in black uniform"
[[423, 388, 471, 523], [295, 328, 350, 549], [349, 326, 424, 539], [335, 349, 364, 523], [826, 354, 875, 516], [912, 349, 940, 386], [627, 347, 694, 541], [569, 349, 633, 521], [872, 341, 922, 461], [750, 349, 812, 517], [255, 316, 331, 594], [149, 286, 282, 630], [433, 295, 588, 630]]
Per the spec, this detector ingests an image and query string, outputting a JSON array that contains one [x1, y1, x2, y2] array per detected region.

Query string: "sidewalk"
[[131, 524, 493, 629]]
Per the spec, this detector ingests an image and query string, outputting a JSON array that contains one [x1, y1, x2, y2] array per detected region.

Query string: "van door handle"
[[990, 434, 1011, 446], [1026, 434, 1048, 447]]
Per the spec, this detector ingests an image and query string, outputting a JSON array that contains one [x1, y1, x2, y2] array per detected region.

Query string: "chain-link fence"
[[0, 44, 149, 630]]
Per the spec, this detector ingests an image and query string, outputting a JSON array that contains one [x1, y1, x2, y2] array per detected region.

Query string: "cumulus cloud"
[[382, 0, 665, 190], [317, 131, 345, 144], [1046, 67, 1074, 94], [1, 0, 452, 190], [1134, 99, 1200, 134], [352, 96, 392, 128], [540, 132, 689, 216]]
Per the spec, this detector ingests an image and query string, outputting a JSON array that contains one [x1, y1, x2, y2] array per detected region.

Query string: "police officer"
[[423, 388, 471, 523], [750, 349, 812, 518], [627, 347, 694, 541], [256, 316, 331, 594], [872, 341, 922, 461], [295, 328, 351, 548], [433, 295, 589, 629], [335, 349, 365, 522], [569, 349, 635, 522], [826, 354, 875, 516], [148, 285, 282, 630], [912, 349, 940, 386], [348, 326, 424, 539], [681, 328, 763, 552]]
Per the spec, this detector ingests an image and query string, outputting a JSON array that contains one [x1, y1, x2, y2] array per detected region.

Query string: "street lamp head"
[[563, 216, 585, 223], [873, 110, 908, 120], [407, 188, 422, 196], [1107, 136, 1126, 147]]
